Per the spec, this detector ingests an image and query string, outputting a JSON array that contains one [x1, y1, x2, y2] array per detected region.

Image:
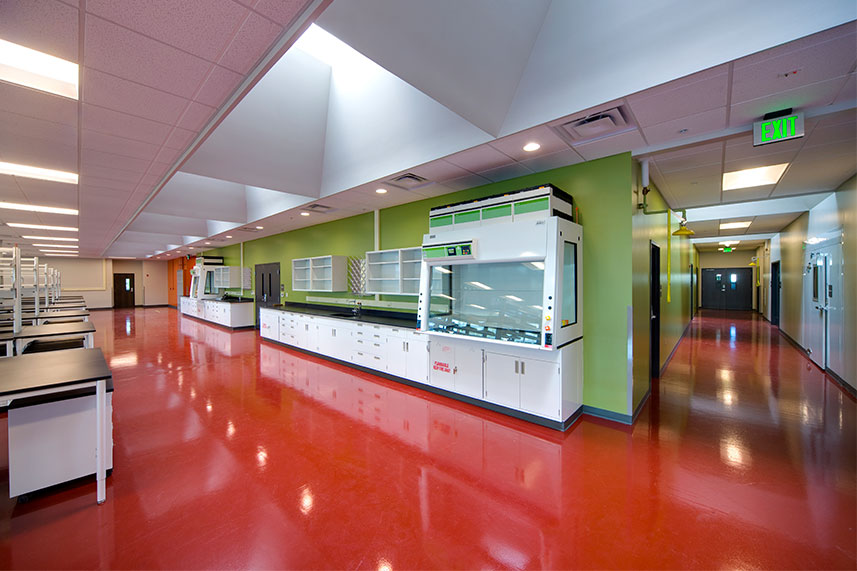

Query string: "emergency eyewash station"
[[258, 185, 584, 430]]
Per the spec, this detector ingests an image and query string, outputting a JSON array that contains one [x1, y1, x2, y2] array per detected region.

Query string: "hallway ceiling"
[[0, 1, 854, 259]]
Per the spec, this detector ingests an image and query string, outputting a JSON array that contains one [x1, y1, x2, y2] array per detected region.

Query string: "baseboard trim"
[[581, 405, 632, 425], [826, 368, 857, 399], [659, 320, 693, 377]]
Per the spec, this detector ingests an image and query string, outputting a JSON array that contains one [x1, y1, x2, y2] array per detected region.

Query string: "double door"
[[701, 268, 752, 310], [804, 245, 844, 375]]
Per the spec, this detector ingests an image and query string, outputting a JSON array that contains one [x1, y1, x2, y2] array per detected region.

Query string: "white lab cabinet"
[[484, 352, 561, 418], [429, 338, 483, 398], [8, 392, 114, 498], [179, 297, 254, 328], [259, 308, 279, 340]]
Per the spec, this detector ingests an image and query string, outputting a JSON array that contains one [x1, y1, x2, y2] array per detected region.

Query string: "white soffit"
[[307, 25, 493, 198], [685, 194, 831, 222], [316, 0, 552, 136], [147, 172, 248, 223], [181, 48, 331, 196], [501, 0, 856, 136]]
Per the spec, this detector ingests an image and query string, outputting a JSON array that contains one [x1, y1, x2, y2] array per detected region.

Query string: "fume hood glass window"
[[205, 270, 215, 295], [561, 241, 577, 327], [428, 261, 544, 345]]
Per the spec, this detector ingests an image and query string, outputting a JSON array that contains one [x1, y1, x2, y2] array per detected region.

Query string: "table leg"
[[86, 332, 94, 349], [96, 378, 106, 504], [15, 339, 22, 356]]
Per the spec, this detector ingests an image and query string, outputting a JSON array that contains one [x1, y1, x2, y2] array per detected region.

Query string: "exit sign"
[[723, 247, 733, 252], [753, 112, 804, 146]]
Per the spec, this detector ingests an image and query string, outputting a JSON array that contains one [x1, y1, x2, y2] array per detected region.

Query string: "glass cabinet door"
[[428, 261, 544, 345]]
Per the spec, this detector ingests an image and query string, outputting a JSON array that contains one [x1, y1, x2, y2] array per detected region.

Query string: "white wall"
[[142, 261, 168, 305], [43, 257, 113, 308]]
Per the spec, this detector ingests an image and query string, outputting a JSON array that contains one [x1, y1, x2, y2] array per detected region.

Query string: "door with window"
[[113, 273, 135, 308], [254, 263, 280, 328], [701, 268, 752, 310]]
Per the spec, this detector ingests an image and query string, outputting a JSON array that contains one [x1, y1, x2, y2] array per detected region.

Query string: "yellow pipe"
[[666, 210, 672, 303]]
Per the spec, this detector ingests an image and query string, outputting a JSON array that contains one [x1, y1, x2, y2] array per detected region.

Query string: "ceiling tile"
[[219, 11, 283, 74], [640, 107, 727, 146], [252, 0, 310, 26], [177, 101, 217, 132], [445, 145, 515, 173], [194, 65, 245, 107], [438, 173, 492, 192], [773, 151, 856, 195], [477, 162, 533, 183], [82, 67, 190, 125], [721, 184, 776, 203], [0, 0, 79, 62], [662, 175, 722, 208], [729, 77, 846, 127], [834, 72, 856, 103], [81, 148, 153, 173], [572, 129, 647, 161], [723, 135, 803, 163], [627, 65, 729, 127], [802, 119, 856, 148], [406, 159, 473, 183], [163, 127, 198, 151], [488, 125, 569, 162], [519, 148, 585, 173], [653, 142, 723, 174], [0, 133, 77, 172], [0, 83, 77, 126], [82, 129, 160, 161], [86, 0, 248, 62], [0, 110, 77, 150], [85, 15, 212, 99], [732, 30, 857, 103], [81, 175, 138, 192], [153, 146, 183, 166], [82, 104, 173, 145], [80, 165, 144, 184], [723, 149, 798, 173]]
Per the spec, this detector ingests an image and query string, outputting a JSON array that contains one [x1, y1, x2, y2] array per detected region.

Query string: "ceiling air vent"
[[304, 203, 334, 213], [387, 173, 431, 190], [555, 106, 630, 142], [238, 226, 263, 232]]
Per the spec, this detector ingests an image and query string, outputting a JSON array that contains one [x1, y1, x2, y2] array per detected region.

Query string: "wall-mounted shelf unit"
[[292, 256, 347, 292], [213, 266, 251, 289], [366, 247, 422, 295]]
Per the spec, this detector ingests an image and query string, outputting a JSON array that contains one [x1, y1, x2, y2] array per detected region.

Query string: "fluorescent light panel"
[[7, 223, 77, 231], [40, 249, 78, 254], [2, 203, 78, 215], [722, 163, 788, 191], [0, 38, 78, 99], [0, 161, 77, 184], [21, 235, 78, 241], [39, 252, 77, 257], [32, 243, 77, 248], [719, 221, 752, 230]]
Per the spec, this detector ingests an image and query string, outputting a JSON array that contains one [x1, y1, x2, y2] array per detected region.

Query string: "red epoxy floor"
[[0, 307, 854, 569]]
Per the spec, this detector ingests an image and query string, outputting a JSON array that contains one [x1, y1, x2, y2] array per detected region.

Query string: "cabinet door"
[[278, 315, 292, 344], [484, 352, 520, 409], [260, 310, 279, 340], [429, 340, 456, 391], [453, 344, 483, 398], [405, 336, 428, 384], [519, 357, 561, 419], [387, 338, 408, 378]]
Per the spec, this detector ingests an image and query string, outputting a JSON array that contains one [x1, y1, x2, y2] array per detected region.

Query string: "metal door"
[[770, 261, 781, 326], [804, 251, 828, 369], [113, 273, 135, 308], [254, 263, 280, 328], [650, 243, 661, 378]]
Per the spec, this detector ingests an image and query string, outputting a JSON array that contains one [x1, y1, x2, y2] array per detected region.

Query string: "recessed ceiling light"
[[0, 161, 78, 184], [375, 188, 388, 194], [21, 235, 78, 241], [467, 281, 492, 290], [0, 39, 79, 99], [188, 247, 194, 250], [32, 243, 77, 248], [205, 242, 211, 245], [7, 222, 78, 231], [300, 212, 310, 216], [1, 203, 78, 215], [722, 163, 789, 191], [719, 240, 740, 246], [522, 142, 541, 152], [256, 226, 263, 230], [718, 247, 724, 251]]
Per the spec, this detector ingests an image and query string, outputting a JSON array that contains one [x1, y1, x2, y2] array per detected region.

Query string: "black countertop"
[[216, 297, 254, 304], [269, 302, 418, 329], [3, 321, 95, 340], [0, 348, 111, 396]]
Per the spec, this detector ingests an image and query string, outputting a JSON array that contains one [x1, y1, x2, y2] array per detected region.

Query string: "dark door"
[[650, 243, 661, 378], [113, 273, 135, 308], [254, 263, 280, 328], [770, 261, 781, 326], [689, 263, 695, 318], [701, 268, 753, 310]]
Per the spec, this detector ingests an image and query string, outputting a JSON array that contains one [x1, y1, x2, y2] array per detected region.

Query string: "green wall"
[[630, 169, 693, 414], [205, 152, 668, 418]]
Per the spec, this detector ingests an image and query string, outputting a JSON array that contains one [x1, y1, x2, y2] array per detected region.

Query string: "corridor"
[[0, 307, 854, 569]]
